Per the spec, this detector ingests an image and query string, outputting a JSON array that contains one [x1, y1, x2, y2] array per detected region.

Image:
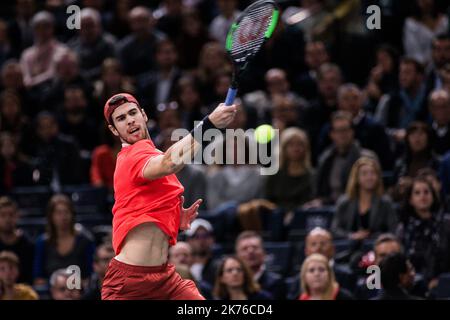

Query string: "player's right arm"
[[142, 103, 237, 180]]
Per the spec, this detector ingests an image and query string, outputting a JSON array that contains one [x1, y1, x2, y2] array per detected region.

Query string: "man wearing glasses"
[[101, 93, 236, 299]]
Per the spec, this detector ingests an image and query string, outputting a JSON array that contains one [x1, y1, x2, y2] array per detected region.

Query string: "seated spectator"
[[68, 8, 116, 81], [298, 253, 354, 300], [235, 231, 286, 300], [49, 268, 82, 300], [20, 11, 68, 89], [0, 132, 34, 193], [82, 242, 114, 300], [364, 44, 399, 114], [212, 255, 273, 300], [265, 127, 315, 211], [0, 251, 38, 300], [117, 6, 165, 77], [154, 0, 184, 41], [243, 68, 306, 125], [0, 90, 32, 142], [332, 157, 397, 240], [0, 196, 34, 284], [185, 219, 220, 287], [375, 57, 428, 144], [136, 39, 182, 114], [270, 94, 305, 132], [374, 252, 421, 300], [403, 0, 448, 65], [294, 41, 330, 100], [417, 167, 448, 211], [33, 194, 95, 286], [354, 233, 428, 300], [208, 0, 240, 46], [318, 83, 394, 170], [396, 177, 450, 287], [173, 76, 206, 130], [428, 89, 450, 156], [393, 121, 440, 181], [286, 227, 356, 300], [27, 111, 86, 188], [427, 35, 450, 93], [306, 111, 376, 207]]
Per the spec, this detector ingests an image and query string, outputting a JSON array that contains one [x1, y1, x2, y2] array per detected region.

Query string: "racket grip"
[[224, 87, 238, 106]]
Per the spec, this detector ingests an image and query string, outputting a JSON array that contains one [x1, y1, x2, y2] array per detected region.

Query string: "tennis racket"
[[224, 0, 280, 106]]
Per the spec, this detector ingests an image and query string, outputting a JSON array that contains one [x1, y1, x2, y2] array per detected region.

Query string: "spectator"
[[212, 255, 273, 300], [33, 194, 95, 286], [106, 0, 132, 40], [265, 127, 314, 211], [318, 83, 393, 169], [174, 76, 206, 130], [137, 39, 183, 115], [396, 176, 450, 287], [208, 0, 240, 46], [375, 57, 428, 143], [307, 111, 376, 206], [68, 8, 116, 81], [82, 242, 115, 300], [426, 34, 450, 92], [0, 90, 33, 143], [331, 157, 397, 240], [403, 0, 448, 65], [175, 9, 211, 70], [427, 89, 450, 156], [0, 197, 34, 284], [27, 111, 85, 188], [393, 121, 440, 181], [439, 150, 450, 203], [235, 231, 286, 300], [58, 86, 98, 152], [154, 0, 184, 41], [298, 253, 354, 300], [7, 0, 36, 55], [0, 251, 38, 300], [294, 41, 330, 100], [49, 268, 82, 300], [375, 252, 421, 300], [117, 6, 165, 77], [0, 132, 34, 192], [185, 219, 219, 287], [20, 11, 68, 89], [0, 19, 15, 68], [302, 63, 343, 161]]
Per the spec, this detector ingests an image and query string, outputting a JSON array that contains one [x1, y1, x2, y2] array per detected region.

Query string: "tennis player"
[[101, 93, 236, 300]]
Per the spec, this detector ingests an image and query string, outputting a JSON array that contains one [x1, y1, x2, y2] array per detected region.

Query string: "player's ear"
[[141, 108, 148, 122], [108, 124, 119, 137]]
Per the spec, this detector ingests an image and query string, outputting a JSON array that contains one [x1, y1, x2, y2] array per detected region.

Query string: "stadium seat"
[[264, 242, 293, 276], [288, 207, 335, 241], [62, 185, 108, 215], [11, 186, 52, 216]]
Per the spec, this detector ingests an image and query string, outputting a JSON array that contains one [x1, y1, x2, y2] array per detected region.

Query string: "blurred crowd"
[[1, 0, 450, 300]]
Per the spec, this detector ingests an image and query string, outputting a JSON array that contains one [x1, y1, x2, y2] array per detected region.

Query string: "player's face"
[[109, 103, 149, 144]]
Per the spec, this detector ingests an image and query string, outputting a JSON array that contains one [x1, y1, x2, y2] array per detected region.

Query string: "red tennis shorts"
[[101, 258, 205, 300]]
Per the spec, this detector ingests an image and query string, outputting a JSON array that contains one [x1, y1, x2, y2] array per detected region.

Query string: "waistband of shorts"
[[111, 257, 172, 273]]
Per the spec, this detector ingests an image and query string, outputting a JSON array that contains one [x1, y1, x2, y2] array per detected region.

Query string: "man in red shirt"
[[101, 93, 236, 300]]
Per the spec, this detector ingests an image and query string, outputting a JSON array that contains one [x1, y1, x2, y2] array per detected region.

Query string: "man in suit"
[[235, 231, 286, 300], [428, 89, 450, 156]]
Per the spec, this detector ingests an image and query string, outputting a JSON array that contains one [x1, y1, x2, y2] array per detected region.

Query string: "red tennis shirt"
[[111, 139, 184, 254]]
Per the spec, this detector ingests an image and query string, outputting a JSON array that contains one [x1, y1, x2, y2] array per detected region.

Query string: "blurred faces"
[[432, 38, 450, 68], [93, 246, 115, 280], [0, 261, 19, 287], [399, 62, 422, 90], [330, 118, 354, 151], [129, 7, 153, 35], [64, 88, 87, 114], [374, 240, 401, 265], [56, 52, 79, 81], [51, 203, 73, 230], [235, 236, 265, 271], [358, 164, 379, 192], [407, 126, 428, 153], [217, 0, 237, 17], [399, 260, 416, 290], [305, 42, 329, 70], [156, 41, 178, 69], [409, 181, 433, 214], [51, 274, 81, 300], [37, 114, 59, 142], [33, 20, 53, 44], [0, 205, 18, 234], [187, 226, 214, 257], [318, 69, 341, 100], [338, 86, 363, 117], [0, 133, 17, 161], [169, 242, 193, 266], [429, 90, 450, 125], [220, 258, 244, 289], [80, 14, 100, 43], [305, 229, 335, 260], [285, 135, 305, 163], [304, 260, 329, 294], [265, 69, 289, 95], [376, 49, 394, 73], [1, 62, 24, 89]]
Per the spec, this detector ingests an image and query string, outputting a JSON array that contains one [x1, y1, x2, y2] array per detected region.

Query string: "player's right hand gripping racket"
[[224, 0, 279, 106]]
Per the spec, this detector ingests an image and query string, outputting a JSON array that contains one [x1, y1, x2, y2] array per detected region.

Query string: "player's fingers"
[[188, 199, 203, 211]]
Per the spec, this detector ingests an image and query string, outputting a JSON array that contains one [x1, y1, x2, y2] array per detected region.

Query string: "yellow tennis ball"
[[254, 124, 274, 144]]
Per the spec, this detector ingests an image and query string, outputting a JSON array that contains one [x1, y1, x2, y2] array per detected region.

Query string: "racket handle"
[[224, 87, 238, 106]]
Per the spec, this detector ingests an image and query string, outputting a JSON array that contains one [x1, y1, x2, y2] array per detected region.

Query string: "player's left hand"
[[180, 196, 202, 230]]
